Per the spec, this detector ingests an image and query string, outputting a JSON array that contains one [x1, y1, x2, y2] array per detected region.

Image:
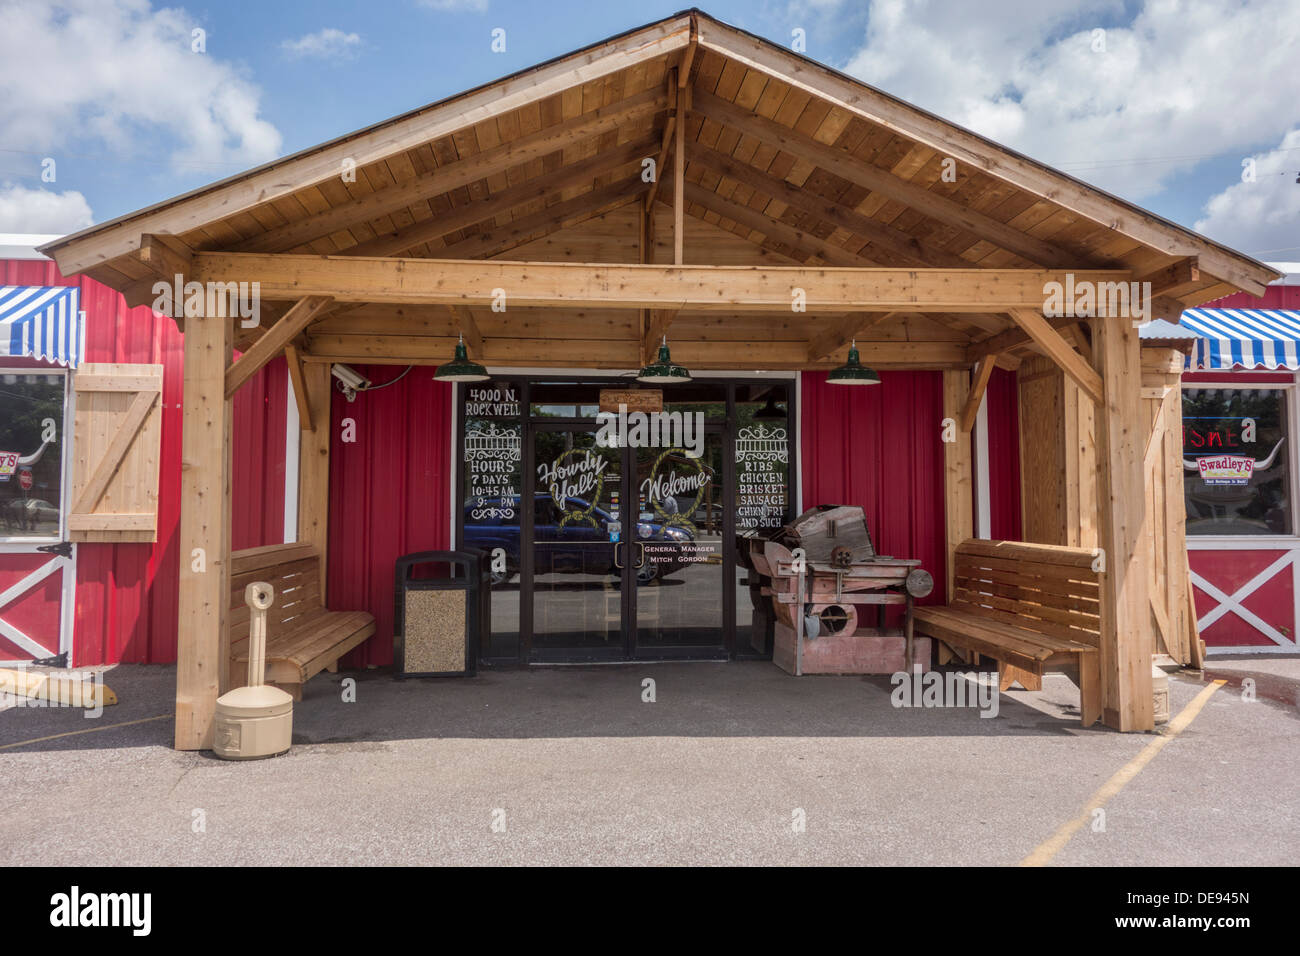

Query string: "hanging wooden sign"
[[599, 388, 663, 414]]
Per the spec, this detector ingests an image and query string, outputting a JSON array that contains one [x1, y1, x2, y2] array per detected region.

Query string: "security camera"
[[331, 363, 371, 402]]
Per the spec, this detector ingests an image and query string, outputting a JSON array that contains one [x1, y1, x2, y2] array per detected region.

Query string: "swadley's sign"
[[0, 451, 18, 481], [1198, 454, 1253, 486]]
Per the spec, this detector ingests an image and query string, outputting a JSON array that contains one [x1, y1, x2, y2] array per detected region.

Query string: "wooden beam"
[[666, 182, 872, 266], [224, 295, 334, 398], [1006, 309, 1104, 405], [967, 311, 1081, 360], [1091, 315, 1155, 731], [807, 312, 898, 362], [284, 344, 313, 432], [942, 370, 973, 600], [693, 16, 1276, 295], [693, 88, 1088, 269], [644, 73, 678, 212], [643, 309, 679, 360], [449, 305, 483, 354], [303, 335, 969, 369], [958, 354, 997, 432], [674, 85, 688, 265], [123, 235, 193, 309], [688, 143, 970, 268], [1137, 257, 1200, 299], [345, 135, 657, 258], [431, 180, 645, 261], [298, 362, 332, 591], [175, 313, 232, 751], [195, 253, 1132, 313]]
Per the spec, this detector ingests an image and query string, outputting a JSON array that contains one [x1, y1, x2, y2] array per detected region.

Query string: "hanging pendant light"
[[827, 339, 880, 386], [753, 393, 786, 420], [636, 336, 692, 384], [434, 332, 490, 383]]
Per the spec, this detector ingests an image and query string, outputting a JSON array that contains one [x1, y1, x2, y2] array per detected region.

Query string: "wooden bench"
[[229, 543, 375, 700], [913, 539, 1102, 727]]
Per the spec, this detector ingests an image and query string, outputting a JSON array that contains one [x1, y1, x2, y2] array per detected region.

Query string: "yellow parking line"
[[1020, 680, 1226, 867], [0, 714, 170, 751]]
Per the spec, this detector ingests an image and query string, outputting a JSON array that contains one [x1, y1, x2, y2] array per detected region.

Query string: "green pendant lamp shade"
[[434, 333, 490, 382], [827, 340, 880, 386], [636, 336, 692, 384]]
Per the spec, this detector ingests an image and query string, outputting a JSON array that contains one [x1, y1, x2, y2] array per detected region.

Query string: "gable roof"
[[40, 8, 1279, 306]]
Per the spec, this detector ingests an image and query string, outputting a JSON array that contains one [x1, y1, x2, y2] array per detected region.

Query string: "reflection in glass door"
[[633, 432, 726, 653], [529, 426, 626, 653]]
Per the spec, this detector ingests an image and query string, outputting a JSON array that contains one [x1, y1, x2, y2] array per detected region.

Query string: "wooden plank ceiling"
[[54, 10, 1278, 372]]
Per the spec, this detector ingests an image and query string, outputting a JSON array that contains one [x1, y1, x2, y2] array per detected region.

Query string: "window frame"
[[1180, 374, 1300, 544], [0, 366, 73, 549]]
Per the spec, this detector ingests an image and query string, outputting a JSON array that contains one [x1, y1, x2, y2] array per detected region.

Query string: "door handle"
[[635, 542, 646, 568], [613, 541, 625, 569]]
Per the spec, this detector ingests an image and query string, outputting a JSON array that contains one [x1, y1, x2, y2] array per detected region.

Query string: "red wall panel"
[[1, 259, 287, 665], [800, 371, 948, 610], [985, 368, 1022, 540], [326, 367, 453, 667]]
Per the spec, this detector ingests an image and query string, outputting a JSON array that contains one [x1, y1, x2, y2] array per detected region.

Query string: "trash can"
[[393, 549, 489, 677]]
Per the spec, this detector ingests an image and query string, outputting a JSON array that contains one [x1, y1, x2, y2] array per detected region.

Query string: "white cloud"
[[1195, 129, 1300, 260], [0, 0, 282, 173], [281, 28, 363, 61], [0, 183, 94, 234], [841, 0, 1300, 200]]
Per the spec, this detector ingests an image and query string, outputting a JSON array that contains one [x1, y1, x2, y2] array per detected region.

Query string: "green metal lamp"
[[434, 333, 490, 383], [636, 336, 692, 384], [826, 340, 880, 386]]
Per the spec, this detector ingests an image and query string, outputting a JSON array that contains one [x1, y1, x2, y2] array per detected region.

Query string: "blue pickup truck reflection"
[[464, 494, 693, 585]]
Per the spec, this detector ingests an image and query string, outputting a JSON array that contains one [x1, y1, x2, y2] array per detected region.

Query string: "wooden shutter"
[[69, 363, 164, 543]]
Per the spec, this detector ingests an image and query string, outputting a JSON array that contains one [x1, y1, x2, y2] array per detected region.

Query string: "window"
[[1182, 385, 1292, 536], [0, 370, 67, 542]]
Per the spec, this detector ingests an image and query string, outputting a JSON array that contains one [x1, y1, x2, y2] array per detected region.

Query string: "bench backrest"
[[229, 543, 324, 647], [951, 539, 1101, 647]]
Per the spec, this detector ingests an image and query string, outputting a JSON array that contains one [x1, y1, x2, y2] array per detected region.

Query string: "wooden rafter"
[[967, 312, 1080, 361], [242, 89, 664, 255], [687, 143, 971, 269], [807, 312, 899, 362], [674, 84, 689, 264], [224, 295, 334, 397], [344, 135, 658, 258], [123, 235, 194, 309], [694, 14, 1273, 295], [664, 182, 868, 266], [644, 72, 679, 212], [693, 88, 1090, 269], [428, 180, 646, 260], [1006, 308, 1103, 405]]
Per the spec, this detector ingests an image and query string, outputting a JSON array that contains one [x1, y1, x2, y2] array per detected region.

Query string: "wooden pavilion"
[[40, 10, 1280, 747]]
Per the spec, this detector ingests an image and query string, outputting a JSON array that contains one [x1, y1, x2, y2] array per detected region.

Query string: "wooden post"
[[175, 314, 232, 751], [298, 362, 332, 593], [942, 370, 973, 600], [1091, 317, 1154, 731]]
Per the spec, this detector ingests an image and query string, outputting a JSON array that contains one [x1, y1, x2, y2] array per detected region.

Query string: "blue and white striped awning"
[[1180, 308, 1300, 371], [0, 286, 83, 368]]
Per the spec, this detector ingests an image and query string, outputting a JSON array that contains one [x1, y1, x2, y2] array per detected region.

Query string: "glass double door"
[[527, 423, 726, 660]]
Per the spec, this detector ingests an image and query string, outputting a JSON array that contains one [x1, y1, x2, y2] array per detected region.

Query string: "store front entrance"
[[458, 376, 795, 664]]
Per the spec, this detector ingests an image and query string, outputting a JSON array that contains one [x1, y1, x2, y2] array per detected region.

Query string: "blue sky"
[[1, 0, 1297, 260]]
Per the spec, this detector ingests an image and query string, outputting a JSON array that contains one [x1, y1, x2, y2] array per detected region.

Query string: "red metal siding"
[[1203, 285, 1300, 310], [0, 259, 287, 665], [326, 367, 454, 667], [985, 368, 1022, 540], [800, 371, 948, 609]]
